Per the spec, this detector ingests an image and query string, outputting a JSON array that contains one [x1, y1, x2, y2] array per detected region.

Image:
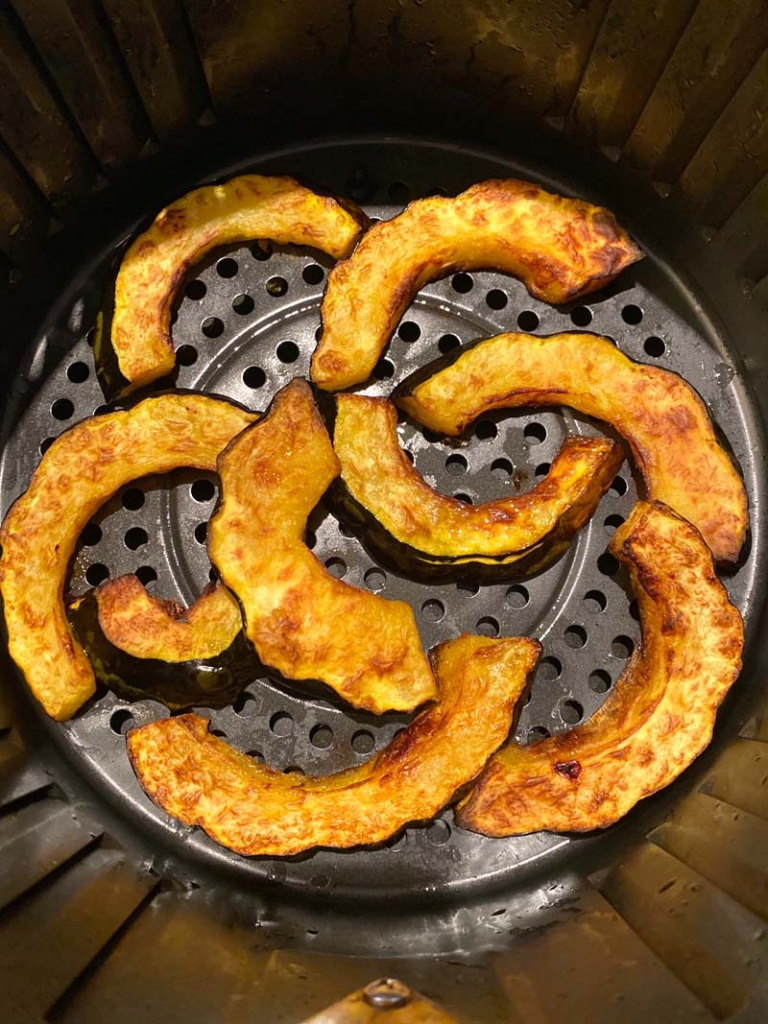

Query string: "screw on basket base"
[[303, 976, 459, 1021], [363, 978, 413, 1010]]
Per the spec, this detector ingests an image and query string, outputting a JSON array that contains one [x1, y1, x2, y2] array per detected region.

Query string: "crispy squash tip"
[[67, 581, 258, 712], [91, 575, 242, 662]]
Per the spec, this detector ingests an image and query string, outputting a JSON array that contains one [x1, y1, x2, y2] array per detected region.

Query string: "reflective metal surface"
[[0, 2, 767, 1022]]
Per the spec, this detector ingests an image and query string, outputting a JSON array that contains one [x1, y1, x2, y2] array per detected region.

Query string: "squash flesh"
[[394, 331, 748, 565], [456, 501, 744, 835], [91, 576, 242, 661], [103, 175, 367, 395], [334, 394, 623, 568], [127, 634, 541, 856], [67, 585, 257, 712], [311, 179, 642, 390], [208, 379, 438, 714], [0, 393, 256, 720]]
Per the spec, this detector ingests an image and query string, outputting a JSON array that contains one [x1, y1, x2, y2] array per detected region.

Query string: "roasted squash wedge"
[[127, 634, 541, 856], [85, 575, 242, 660], [311, 179, 642, 390], [0, 393, 257, 720], [394, 332, 748, 565], [67, 580, 257, 711], [96, 175, 368, 398], [208, 378, 437, 714], [332, 394, 623, 580], [456, 501, 744, 836]]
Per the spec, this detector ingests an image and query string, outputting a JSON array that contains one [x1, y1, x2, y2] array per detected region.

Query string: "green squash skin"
[[329, 479, 563, 584], [92, 301, 132, 403], [67, 590, 261, 711]]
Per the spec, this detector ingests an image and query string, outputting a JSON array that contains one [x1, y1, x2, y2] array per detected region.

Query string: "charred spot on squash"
[[554, 760, 581, 780]]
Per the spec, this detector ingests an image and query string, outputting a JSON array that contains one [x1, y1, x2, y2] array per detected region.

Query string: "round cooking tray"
[[1, 138, 765, 959]]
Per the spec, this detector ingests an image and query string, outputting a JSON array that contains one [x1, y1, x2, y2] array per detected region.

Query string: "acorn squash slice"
[[456, 501, 744, 836], [332, 394, 623, 581], [127, 634, 541, 856], [83, 575, 242, 660], [0, 392, 257, 721], [96, 175, 368, 399], [208, 379, 438, 714], [394, 331, 748, 565], [66, 578, 257, 711], [311, 178, 642, 390]]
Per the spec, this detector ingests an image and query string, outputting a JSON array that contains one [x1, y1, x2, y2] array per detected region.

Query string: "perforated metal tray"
[[1, 139, 763, 927]]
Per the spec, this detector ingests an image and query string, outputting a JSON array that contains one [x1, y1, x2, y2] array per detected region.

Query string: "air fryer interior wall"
[[1, 3, 768, 1023]]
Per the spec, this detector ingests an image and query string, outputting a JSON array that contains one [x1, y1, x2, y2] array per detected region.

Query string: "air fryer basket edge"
[[1, 18, 768, 1023]]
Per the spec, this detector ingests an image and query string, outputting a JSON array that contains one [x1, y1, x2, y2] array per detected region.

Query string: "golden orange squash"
[[333, 393, 623, 580], [127, 634, 540, 856], [96, 175, 368, 397], [456, 501, 744, 835], [311, 179, 641, 390], [208, 379, 438, 714], [394, 331, 748, 565], [0, 393, 256, 720]]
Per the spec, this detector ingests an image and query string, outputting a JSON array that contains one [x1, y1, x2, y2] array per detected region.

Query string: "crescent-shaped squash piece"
[[456, 501, 744, 836], [311, 179, 642, 390], [0, 393, 257, 720], [394, 332, 748, 565], [208, 379, 437, 714], [127, 634, 541, 856], [332, 394, 623, 580], [96, 175, 368, 398], [67, 580, 257, 711], [85, 575, 242, 661]]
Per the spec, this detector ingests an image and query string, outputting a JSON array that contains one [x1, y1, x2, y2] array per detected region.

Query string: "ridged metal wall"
[[0, 1, 767, 291], [2, 2, 768, 1022]]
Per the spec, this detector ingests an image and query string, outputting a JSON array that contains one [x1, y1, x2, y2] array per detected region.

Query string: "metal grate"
[[0, 140, 762, 906]]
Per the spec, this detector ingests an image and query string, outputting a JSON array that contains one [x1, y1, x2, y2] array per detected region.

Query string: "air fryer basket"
[[1, 3, 768, 1023]]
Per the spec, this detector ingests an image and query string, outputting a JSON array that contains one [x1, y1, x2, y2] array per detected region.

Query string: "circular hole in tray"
[[110, 709, 135, 735], [270, 712, 293, 737], [486, 289, 508, 310], [202, 317, 224, 339], [517, 310, 539, 332]]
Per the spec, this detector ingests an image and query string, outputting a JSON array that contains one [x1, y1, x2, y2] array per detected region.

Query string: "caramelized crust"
[[93, 577, 242, 662], [456, 501, 744, 835], [127, 634, 541, 856], [311, 179, 641, 390], [67, 583, 257, 712]]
